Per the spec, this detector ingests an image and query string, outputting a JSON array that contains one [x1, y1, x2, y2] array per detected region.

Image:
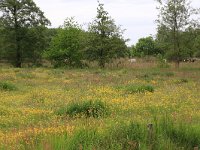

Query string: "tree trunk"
[[99, 47, 105, 68], [175, 60, 180, 69]]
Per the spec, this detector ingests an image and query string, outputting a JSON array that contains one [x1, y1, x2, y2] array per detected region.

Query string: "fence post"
[[194, 147, 198, 150]]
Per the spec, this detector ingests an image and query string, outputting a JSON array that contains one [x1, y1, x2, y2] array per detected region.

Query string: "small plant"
[[165, 72, 174, 77], [57, 100, 108, 118], [16, 72, 35, 79], [136, 73, 151, 79], [0, 81, 17, 91], [176, 78, 188, 84], [124, 84, 155, 94], [156, 54, 170, 68]]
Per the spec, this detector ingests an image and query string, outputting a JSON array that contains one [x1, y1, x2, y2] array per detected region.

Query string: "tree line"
[[0, 0, 200, 68]]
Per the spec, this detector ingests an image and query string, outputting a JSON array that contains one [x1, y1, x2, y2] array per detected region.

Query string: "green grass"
[[120, 84, 155, 94], [18, 118, 200, 150], [0, 62, 199, 149], [56, 100, 109, 118], [0, 81, 17, 91]]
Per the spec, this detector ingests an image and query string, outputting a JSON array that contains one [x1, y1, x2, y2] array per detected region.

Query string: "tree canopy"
[[85, 1, 128, 68], [156, 0, 200, 67], [44, 17, 87, 68], [0, 0, 50, 67]]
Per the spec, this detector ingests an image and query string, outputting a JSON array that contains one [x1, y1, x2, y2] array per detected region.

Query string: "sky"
[[34, 0, 200, 46]]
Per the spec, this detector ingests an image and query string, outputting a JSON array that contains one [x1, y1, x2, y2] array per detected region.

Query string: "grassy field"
[[0, 62, 200, 150]]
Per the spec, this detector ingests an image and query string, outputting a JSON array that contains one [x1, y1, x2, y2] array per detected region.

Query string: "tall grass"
[[56, 100, 109, 118], [0, 81, 17, 91]]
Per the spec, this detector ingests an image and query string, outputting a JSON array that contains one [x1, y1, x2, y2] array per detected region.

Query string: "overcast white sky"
[[34, 0, 200, 45]]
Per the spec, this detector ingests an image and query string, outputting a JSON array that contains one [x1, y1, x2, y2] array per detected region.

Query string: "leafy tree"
[[135, 36, 163, 57], [156, 0, 200, 68], [182, 28, 200, 58], [85, 1, 128, 68], [0, 18, 4, 60], [44, 17, 86, 68], [128, 45, 135, 58], [0, 0, 50, 67], [193, 31, 200, 58], [21, 27, 50, 66]]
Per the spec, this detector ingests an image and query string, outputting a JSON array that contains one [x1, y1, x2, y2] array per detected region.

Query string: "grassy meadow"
[[0, 61, 200, 150]]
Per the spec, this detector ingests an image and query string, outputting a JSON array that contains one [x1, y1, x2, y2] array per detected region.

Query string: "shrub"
[[0, 81, 17, 91], [57, 100, 108, 118], [124, 85, 155, 94], [156, 54, 169, 68]]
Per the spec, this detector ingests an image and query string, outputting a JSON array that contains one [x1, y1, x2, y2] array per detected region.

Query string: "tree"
[[135, 36, 163, 57], [156, 0, 200, 68], [21, 26, 51, 66], [0, 0, 50, 67], [0, 18, 4, 60], [44, 17, 87, 68], [193, 29, 200, 58], [85, 1, 128, 68]]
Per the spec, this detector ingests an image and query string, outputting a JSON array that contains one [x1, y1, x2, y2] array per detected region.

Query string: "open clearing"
[[0, 62, 200, 150]]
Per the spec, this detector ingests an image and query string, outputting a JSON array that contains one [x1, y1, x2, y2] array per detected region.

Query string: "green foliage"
[[156, 0, 200, 67], [193, 33, 200, 58], [57, 100, 108, 118], [103, 123, 147, 149], [44, 17, 86, 68], [22, 27, 50, 66], [0, 0, 50, 67], [165, 72, 174, 77], [161, 118, 200, 149], [135, 36, 163, 57], [119, 84, 155, 94], [156, 54, 169, 68], [16, 117, 200, 150], [0, 81, 17, 91], [85, 2, 128, 68]]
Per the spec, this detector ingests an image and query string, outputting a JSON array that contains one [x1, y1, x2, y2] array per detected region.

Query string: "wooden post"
[[194, 147, 198, 150]]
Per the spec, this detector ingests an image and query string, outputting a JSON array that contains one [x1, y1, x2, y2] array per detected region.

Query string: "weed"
[[57, 100, 108, 118], [0, 81, 17, 91], [176, 78, 188, 84], [124, 84, 155, 94], [165, 72, 174, 77], [161, 117, 200, 149]]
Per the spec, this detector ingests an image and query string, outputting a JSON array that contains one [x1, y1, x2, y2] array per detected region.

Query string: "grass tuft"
[[56, 100, 109, 118], [124, 84, 155, 94], [0, 81, 17, 91]]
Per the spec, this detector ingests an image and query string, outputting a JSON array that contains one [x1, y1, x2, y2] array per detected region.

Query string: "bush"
[[57, 100, 108, 118], [44, 17, 87, 68], [0, 81, 17, 91], [124, 85, 155, 94], [156, 54, 169, 68]]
